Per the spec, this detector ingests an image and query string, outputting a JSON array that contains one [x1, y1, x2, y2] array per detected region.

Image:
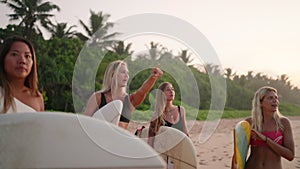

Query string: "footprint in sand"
[[212, 155, 217, 161], [199, 159, 207, 165], [296, 158, 300, 168]]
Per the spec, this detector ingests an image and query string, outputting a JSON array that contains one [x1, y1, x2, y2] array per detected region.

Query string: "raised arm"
[[130, 66, 163, 107]]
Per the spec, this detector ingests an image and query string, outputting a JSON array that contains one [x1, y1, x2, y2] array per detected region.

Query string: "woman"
[[0, 36, 44, 113], [148, 82, 189, 147], [232, 86, 294, 169], [84, 60, 163, 129]]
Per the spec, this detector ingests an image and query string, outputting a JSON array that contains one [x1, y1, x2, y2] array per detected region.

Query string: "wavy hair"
[[251, 86, 283, 131], [152, 82, 172, 133]]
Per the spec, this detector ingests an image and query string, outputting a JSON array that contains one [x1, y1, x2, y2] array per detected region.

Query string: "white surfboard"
[[92, 100, 123, 125], [0, 112, 165, 169], [139, 126, 198, 169]]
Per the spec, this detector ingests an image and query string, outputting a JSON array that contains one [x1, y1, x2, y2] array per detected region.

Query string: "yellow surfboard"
[[233, 120, 251, 169]]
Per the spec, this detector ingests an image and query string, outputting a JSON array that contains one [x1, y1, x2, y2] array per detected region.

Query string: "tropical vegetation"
[[1, 0, 300, 120]]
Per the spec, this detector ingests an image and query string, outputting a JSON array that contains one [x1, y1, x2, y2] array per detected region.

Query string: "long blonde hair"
[[152, 82, 172, 133], [100, 60, 127, 95], [251, 86, 283, 131]]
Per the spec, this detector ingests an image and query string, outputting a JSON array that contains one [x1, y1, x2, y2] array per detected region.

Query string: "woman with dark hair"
[[0, 36, 44, 113]]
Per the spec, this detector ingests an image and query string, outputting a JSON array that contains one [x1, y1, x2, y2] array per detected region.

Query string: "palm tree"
[[46, 22, 77, 39], [204, 63, 223, 76], [1, 0, 60, 39], [111, 41, 133, 56], [225, 68, 237, 79], [177, 49, 194, 65], [233, 74, 247, 86], [246, 71, 254, 80], [137, 41, 172, 60], [76, 10, 119, 50]]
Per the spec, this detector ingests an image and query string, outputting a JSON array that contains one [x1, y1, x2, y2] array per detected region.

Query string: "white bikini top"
[[0, 87, 36, 113]]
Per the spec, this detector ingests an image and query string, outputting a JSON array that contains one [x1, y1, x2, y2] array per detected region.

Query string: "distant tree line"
[[1, 0, 300, 113]]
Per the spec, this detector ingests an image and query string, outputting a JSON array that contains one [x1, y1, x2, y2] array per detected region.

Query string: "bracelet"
[[265, 136, 268, 143]]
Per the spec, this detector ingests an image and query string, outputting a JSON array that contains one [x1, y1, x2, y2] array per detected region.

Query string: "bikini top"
[[0, 87, 36, 113], [251, 130, 283, 146], [164, 105, 183, 132], [97, 92, 131, 123]]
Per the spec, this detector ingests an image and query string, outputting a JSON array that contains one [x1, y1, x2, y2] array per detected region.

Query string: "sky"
[[1, 0, 300, 87]]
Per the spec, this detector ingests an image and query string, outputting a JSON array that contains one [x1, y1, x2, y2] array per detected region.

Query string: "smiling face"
[[261, 90, 279, 113], [4, 41, 33, 81]]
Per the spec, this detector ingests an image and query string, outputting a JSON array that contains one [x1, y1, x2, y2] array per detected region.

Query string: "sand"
[[128, 116, 300, 169]]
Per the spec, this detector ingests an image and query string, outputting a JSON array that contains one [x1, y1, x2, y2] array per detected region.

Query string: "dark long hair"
[[0, 36, 39, 113]]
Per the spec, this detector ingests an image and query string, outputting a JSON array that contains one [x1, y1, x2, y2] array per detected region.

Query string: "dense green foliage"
[[1, 0, 300, 118], [36, 37, 83, 111], [132, 102, 300, 122]]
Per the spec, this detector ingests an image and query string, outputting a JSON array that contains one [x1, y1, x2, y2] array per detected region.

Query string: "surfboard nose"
[[93, 100, 123, 124], [0, 112, 166, 169]]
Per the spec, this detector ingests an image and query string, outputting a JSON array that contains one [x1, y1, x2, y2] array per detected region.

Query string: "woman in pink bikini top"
[[250, 130, 283, 147], [232, 86, 295, 169]]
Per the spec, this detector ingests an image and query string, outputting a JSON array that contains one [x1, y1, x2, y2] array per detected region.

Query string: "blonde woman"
[[0, 36, 44, 113], [84, 60, 163, 129], [232, 86, 294, 169], [148, 82, 189, 147]]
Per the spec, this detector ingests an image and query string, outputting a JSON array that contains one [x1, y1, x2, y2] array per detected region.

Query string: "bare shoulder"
[[89, 91, 102, 102], [94, 91, 102, 98], [178, 105, 186, 114], [36, 92, 45, 111], [179, 105, 185, 111], [280, 116, 292, 126], [83, 91, 102, 116], [84, 91, 102, 109], [245, 117, 252, 124], [25, 90, 44, 111], [35, 90, 43, 98]]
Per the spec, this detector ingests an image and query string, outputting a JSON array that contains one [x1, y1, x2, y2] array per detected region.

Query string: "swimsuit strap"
[[98, 92, 107, 109], [119, 95, 131, 123]]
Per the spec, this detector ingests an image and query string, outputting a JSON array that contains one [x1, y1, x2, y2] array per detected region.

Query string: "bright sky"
[[1, 0, 300, 87]]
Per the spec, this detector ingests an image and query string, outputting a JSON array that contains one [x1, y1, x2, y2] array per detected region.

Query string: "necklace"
[[165, 107, 174, 120]]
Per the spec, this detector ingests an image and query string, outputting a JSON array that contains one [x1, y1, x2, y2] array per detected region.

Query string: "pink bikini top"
[[251, 130, 283, 146]]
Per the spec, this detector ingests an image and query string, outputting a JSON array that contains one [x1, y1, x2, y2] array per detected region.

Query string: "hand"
[[151, 65, 163, 79], [251, 129, 266, 141]]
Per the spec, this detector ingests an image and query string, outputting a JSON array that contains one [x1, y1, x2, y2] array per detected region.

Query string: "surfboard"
[[92, 100, 122, 125], [233, 120, 251, 169], [138, 126, 198, 169], [0, 112, 166, 169]]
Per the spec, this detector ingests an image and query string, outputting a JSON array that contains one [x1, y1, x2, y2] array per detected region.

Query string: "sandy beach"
[[128, 116, 300, 169]]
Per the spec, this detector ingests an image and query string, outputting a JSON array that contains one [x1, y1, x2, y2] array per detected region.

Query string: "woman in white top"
[[0, 36, 44, 113]]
